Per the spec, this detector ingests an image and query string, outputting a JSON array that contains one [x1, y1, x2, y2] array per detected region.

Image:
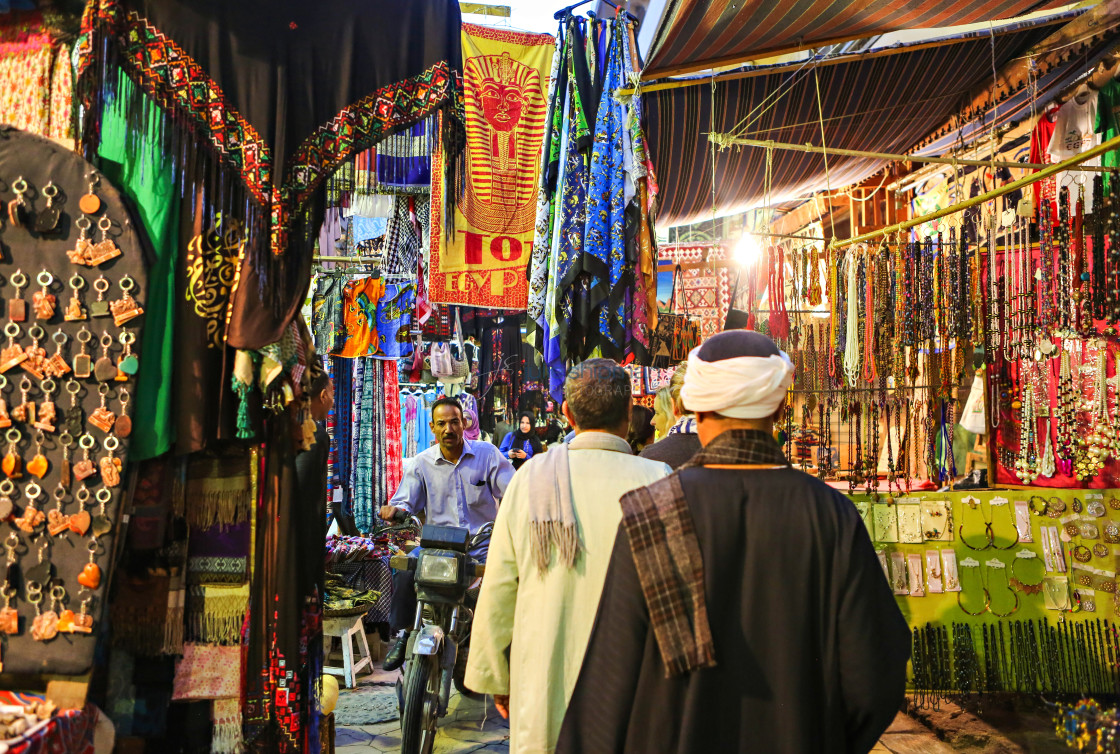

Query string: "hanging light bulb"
[[734, 234, 761, 266]]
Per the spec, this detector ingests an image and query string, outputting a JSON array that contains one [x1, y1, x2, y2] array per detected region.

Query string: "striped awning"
[[644, 0, 1075, 78], [647, 24, 1063, 227]]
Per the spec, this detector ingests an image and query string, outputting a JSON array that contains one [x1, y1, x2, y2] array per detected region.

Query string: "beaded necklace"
[[866, 400, 878, 499], [1076, 346, 1112, 481], [1057, 187, 1073, 335], [1091, 175, 1106, 321], [1040, 196, 1055, 331], [843, 249, 862, 387], [863, 249, 878, 383], [828, 248, 841, 380], [1073, 186, 1088, 334], [767, 244, 790, 342], [807, 245, 822, 306], [1015, 361, 1038, 483], [1055, 349, 1075, 469], [1110, 172, 1120, 320], [987, 214, 1001, 359]]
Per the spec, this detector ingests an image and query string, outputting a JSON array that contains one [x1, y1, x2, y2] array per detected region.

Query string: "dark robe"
[[639, 432, 703, 470], [556, 467, 909, 754]]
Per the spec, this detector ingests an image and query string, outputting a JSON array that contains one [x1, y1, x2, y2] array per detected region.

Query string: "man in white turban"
[[557, 330, 910, 754]]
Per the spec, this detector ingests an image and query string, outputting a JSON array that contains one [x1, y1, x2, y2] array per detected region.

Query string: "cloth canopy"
[[646, 23, 1056, 227], [644, 0, 1071, 78]]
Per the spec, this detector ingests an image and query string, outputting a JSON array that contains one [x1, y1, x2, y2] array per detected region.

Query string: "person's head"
[[516, 411, 535, 436], [430, 397, 466, 454], [309, 371, 334, 422], [669, 361, 689, 417], [628, 404, 656, 453], [462, 407, 481, 441], [652, 387, 674, 438], [681, 331, 794, 447], [561, 358, 631, 438]]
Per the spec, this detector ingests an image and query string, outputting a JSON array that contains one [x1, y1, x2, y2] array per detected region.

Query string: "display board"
[[859, 489, 1120, 695], [0, 128, 146, 676]]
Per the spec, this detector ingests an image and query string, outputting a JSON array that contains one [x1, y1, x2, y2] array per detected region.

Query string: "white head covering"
[[680, 331, 795, 419]]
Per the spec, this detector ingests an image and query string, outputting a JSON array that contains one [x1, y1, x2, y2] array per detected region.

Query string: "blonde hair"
[[669, 361, 689, 416], [654, 387, 674, 424]]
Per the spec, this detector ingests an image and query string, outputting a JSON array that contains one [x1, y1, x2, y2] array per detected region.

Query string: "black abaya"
[[556, 467, 909, 754]]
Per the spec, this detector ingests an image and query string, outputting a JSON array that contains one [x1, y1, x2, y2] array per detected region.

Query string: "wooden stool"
[[323, 615, 373, 689]]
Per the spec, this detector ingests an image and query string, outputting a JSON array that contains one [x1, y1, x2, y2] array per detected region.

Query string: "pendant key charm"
[[8, 269, 27, 323]]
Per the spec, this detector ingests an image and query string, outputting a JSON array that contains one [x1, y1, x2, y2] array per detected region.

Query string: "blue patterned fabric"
[[353, 361, 376, 532], [331, 356, 354, 522], [584, 24, 628, 357], [374, 282, 416, 360]]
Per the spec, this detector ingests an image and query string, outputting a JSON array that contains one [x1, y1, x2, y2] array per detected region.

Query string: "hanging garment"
[[311, 274, 346, 355], [77, 0, 464, 351], [244, 423, 324, 754], [374, 282, 417, 360], [584, 21, 630, 359], [98, 71, 181, 460], [333, 277, 387, 358]]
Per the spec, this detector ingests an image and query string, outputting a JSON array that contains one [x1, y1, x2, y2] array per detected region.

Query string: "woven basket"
[[323, 601, 378, 618]]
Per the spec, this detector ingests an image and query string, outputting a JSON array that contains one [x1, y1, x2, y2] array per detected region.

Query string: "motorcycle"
[[389, 520, 492, 754]]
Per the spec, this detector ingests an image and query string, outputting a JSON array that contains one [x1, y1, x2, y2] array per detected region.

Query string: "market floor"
[[334, 667, 509, 754], [333, 678, 945, 754]]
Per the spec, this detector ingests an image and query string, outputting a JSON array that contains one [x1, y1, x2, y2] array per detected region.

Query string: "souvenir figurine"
[[32, 271, 55, 321], [64, 274, 86, 322], [99, 436, 121, 487], [72, 434, 96, 482], [88, 384, 114, 433], [110, 276, 143, 326], [67, 217, 93, 266]]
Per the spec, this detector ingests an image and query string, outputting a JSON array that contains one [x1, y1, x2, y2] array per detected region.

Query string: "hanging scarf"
[[585, 22, 629, 358], [185, 452, 252, 530], [619, 430, 787, 676]]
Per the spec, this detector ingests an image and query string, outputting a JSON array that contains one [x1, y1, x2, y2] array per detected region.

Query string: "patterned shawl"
[[619, 429, 788, 676]]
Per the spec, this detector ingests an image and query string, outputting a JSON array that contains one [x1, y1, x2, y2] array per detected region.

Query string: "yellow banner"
[[429, 23, 554, 309]]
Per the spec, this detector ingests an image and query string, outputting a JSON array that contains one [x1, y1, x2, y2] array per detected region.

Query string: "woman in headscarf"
[[463, 407, 482, 442], [499, 411, 543, 469]]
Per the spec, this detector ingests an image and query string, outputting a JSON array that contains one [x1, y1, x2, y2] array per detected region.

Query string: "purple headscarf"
[[463, 407, 481, 441]]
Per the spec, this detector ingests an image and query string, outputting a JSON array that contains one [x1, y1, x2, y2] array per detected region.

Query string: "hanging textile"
[[660, 244, 732, 342], [76, 0, 464, 350], [428, 23, 555, 309], [0, 14, 72, 142], [98, 70, 181, 461], [244, 422, 323, 754]]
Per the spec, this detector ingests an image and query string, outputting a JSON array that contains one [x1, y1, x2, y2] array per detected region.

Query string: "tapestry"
[[429, 23, 554, 309], [660, 244, 732, 342]]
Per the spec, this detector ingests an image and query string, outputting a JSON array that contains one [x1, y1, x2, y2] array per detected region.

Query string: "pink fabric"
[[172, 643, 241, 700], [382, 365, 403, 499]]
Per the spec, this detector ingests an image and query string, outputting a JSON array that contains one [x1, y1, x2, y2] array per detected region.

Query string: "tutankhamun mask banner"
[[429, 23, 554, 309]]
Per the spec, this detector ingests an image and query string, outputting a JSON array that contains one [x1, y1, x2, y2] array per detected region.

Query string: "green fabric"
[[1096, 79, 1120, 176], [97, 73, 180, 460]]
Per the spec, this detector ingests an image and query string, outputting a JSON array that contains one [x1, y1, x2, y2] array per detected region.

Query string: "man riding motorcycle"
[[379, 396, 515, 671]]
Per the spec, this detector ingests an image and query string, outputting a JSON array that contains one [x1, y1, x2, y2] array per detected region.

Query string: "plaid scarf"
[[619, 430, 788, 677]]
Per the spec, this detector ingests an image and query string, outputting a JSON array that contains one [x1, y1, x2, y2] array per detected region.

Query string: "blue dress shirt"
[[388, 440, 515, 557]]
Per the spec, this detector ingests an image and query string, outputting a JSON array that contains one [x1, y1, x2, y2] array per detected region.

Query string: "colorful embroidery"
[[78, 0, 460, 257]]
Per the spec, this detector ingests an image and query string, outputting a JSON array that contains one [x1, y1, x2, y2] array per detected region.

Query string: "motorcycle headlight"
[[416, 551, 460, 586]]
